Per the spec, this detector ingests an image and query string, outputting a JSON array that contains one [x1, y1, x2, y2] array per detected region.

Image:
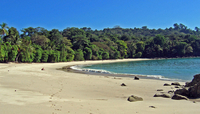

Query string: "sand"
[[0, 59, 199, 114]]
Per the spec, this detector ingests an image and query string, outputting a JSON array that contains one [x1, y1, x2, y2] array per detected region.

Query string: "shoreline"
[[0, 59, 199, 114], [61, 58, 190, 82]]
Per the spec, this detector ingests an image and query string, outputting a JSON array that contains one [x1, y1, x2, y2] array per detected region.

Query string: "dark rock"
[[172, 94, 189, 100], [174, 74, 200, 98], [121, 83, 126, 86], [41, 68, 44, 70], [157, 89, 163, 91], [163, 83, 171, 86], [185, 74, 200, 87], [174, 87, 190, 97], [153, 93, 171, 98], [134, 76, 139, 80], [188, 83, 200, 98], [171, 82, 181, 86], [127, 95, 143, 102], [149, 106, 156, 108]]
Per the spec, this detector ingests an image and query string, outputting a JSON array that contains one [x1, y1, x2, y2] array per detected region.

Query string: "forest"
[[0, 22, 200, 63]]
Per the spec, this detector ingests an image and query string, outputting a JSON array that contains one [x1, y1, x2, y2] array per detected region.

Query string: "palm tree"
[[0, 22, 9, 37]]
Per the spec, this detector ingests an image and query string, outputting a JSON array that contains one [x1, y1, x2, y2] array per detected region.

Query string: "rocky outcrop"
[[185, 74, 200, 87], [127, 95, 143, 102], [173, 74, 200, 98], [174, 87, 190, 97]]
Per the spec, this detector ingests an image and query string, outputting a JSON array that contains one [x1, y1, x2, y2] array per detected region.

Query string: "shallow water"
[[80, 58, 200, 81]]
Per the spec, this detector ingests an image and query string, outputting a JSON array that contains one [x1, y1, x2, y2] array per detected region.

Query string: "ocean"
[[72, 58, 200, 81]]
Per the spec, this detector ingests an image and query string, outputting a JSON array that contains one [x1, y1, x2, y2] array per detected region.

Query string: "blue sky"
[[1, 0, 200, 31]]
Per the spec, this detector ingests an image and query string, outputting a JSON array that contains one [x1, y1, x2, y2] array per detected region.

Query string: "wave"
[[70, 65, 184, 82]]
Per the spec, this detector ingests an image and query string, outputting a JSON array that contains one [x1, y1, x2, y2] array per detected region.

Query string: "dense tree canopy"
[[0, 22, 200, 63]]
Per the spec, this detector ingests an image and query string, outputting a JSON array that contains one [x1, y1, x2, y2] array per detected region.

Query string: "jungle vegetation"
[[0, 22, 200, 63]]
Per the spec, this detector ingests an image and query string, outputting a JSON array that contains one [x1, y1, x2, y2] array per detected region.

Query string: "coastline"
[[66, 58, 191, 82], [0, 59, 199, 114]]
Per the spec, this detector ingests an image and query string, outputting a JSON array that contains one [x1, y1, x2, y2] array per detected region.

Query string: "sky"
[[1, 0, 200, 31]]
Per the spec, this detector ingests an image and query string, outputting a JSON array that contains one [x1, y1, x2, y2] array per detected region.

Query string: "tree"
[[74, 49, 84, 61], [49, 29, 63, 45], [0, 22, 9, 38], [136, 41, 145, 53], [84, 47, 92, 60], [72, 35, 89, 50], [4, 27, 19, 44], [31, 33, 50, 49], [153, 34, 166, 46], [116, 40, 127, 58], [102, 51, 109, 59], [15, 39, 35, 62]]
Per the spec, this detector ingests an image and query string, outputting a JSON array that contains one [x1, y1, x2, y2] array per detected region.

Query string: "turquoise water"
[[82, 58, 200, 81]]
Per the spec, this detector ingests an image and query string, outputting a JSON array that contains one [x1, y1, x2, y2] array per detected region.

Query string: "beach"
[[0, 59, 199, 114]]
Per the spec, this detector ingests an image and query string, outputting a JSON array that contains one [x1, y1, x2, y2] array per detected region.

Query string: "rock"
[[174, 74, 200, 98], [185, 74, 200, 87], [172, 94, 189, 100], [174, 87, 190, 97], [41, 68, 44, 70], [149, 106, 156, 108], [153, 93, 171, 98], [188, 83, 200, 98], [134, 76, 139, 80], [175, 86, 180, 88], [168, 90, 174, 94], [157, 89, 163, 91], [171, 82, 181, 86], [121, 83, 126, 86], [163, 83, 171, 86], [127, 95, 143, 102]]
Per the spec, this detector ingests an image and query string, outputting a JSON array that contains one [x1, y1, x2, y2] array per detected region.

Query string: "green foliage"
[[48, 50, 60, 62], [41, 50, 49, 62], [34, 46, 43, 62], [136, 41, 145, 54], [102, 51, 109, 59], [153, 34, 166, 46], [134, 52, 142, 58], [8, 45, 18, 61], [1, 23, 200, 63], [84, 47, 92, 60], [74, 49, 84, 61], [66, 47, 75, 61], [116, 40, 127, 58], [114, 51, 120, 59]]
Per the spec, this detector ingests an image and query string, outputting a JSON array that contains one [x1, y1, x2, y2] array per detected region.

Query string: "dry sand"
[[0, 59, 199, 114]]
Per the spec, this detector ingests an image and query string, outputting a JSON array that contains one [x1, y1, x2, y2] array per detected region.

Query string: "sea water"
[[73, 58, 200, 81]]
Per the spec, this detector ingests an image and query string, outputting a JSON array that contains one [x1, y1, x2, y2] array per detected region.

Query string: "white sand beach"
[[0, 59, 199, 114]]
